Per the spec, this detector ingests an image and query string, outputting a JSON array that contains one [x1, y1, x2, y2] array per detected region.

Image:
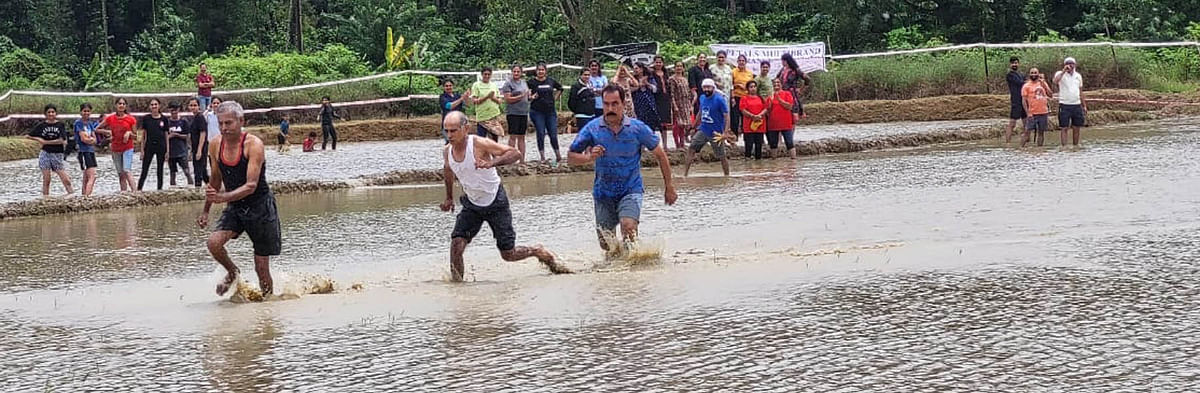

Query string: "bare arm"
[[1053, 71, 1064, 86], [775, 94, 793, 111], [473, 136, 522, 168], [441, 146, 456, 211], [201, 136, 224, 221], [651, 143, 677, 205]]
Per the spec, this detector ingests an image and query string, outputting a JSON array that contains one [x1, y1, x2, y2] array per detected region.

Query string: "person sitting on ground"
[[278, 115, 290, 153], [27, 104, 74, 196], [440, 111, 569, 281], [302, 132, 316, 152]]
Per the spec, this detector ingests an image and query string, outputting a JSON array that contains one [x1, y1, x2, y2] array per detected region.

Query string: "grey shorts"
[[1025, 114, 1049, 132], [38, 151, 66, 171], [594, 193, 643, 232], [689, 131, 726, 159]]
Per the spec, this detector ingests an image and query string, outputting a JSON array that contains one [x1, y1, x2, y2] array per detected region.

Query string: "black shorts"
[[1059, 104, 1086, 128], [216, 194, 282, 257], [277, 134, 286, 144], [507, 114, 529, 136], [1009, 103, 1026, 120], [451, 186, 516, 251], [77, 152, 97, 170]]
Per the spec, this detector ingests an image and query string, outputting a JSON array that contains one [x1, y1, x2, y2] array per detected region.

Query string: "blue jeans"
[[529, 110, 559, 153], [197, 96, 212, 111], [593, 193, 643, 232]]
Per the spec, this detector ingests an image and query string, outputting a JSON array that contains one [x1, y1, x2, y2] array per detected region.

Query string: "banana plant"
[[385, 27, 416, 71]]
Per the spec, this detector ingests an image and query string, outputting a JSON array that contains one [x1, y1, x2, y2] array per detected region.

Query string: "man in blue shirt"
[[569, 85, 678, 253], [684, 78, 731, 177]]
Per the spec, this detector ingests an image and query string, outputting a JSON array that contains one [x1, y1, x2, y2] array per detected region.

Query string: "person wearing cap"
[[684, 78, 731, 177], [1054, 57, 1087, 146]]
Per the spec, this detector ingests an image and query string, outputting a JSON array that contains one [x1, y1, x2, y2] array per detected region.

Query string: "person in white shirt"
[[1053, 57, 1087, 146], [440, 111, 570, 282]]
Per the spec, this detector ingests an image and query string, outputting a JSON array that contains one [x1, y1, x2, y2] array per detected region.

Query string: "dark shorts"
[[507, 114, 529, 136], [1010, 103, 1026, 120], [451, 186, 516, 251], [1059, 104, 1086, 128], [277, 134, 286, 144], [77, 152, 97, 170], [1025, 114, 1049, 132], [216, 194, 282, 257]]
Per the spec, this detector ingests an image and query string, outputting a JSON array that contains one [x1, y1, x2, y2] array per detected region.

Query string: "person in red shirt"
[[739, 80, 768, 160], [766, 79, 797, 159], [95, 97, 139, 191], [196, 63, 215, 110], [302, 132, 316, 152]]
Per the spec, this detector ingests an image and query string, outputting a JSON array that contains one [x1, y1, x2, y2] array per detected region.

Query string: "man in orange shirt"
[[1021, 68, 1054, 147]]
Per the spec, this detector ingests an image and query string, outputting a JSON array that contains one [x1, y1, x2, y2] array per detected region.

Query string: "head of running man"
[[601, 85, 627, 125], [442, 111, 470, 145], [216, 101, 247, 138]]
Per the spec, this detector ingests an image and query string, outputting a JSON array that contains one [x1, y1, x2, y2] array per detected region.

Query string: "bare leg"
[[253, 255, 273, 296], [54, 170, 73, 195], [1072, 126, 1081, 146], [619, 217, 639, 243], [720, 156, 730, 176], [183, 166, 193, 185], [1020, 129, 1030, 148], [1005, 119, 1016, 143], [450, 237, 469, 282], [207, 231, 241, 295], [83, 169, 96, 196], [1060, 128, 1068, 147], [41, 170, 51, 196], [683, 148, 694, 177], [1036, 131, 1045, 146], [501, 246, 571, 274], [596, 228, 614, 252]]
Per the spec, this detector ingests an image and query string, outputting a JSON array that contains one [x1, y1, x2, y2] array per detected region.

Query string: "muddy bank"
[[0, 109, 1164, 220], [243, 113, 578, 146], [0, 137, 39, 162]]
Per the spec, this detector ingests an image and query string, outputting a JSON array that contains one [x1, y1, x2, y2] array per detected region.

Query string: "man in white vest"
[[1054, 57, 1087, 146], [440, 111, 570, 281]]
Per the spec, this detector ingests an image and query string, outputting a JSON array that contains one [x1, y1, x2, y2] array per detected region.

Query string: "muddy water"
[[3, 118, 1200, 391], [0, 119, 995, 203]]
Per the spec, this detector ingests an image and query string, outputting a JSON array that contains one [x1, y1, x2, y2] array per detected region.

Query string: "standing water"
[[2, 118, 1200, 391]]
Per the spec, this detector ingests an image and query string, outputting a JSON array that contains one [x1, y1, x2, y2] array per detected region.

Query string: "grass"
[[0, 137, 40, 161]]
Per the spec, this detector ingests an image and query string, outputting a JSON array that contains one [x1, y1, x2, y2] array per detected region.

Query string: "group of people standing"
[[439, 52, 813, 170], [1004, 56, 1089, 148], [28, 95, 223, 197]]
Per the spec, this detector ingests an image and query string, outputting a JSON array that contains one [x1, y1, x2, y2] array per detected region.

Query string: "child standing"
[[278, 115, 291, 153], [166, 102, 193, 186]]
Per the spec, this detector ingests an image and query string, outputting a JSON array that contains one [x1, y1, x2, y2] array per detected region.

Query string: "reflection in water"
[[202, 311, 282, 391], [2, 118, 1200, 390]]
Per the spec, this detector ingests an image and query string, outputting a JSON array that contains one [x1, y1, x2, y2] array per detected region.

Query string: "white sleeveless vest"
[[448, 136, 502, 206]]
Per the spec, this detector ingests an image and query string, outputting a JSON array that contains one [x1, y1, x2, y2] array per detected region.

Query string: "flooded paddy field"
[[2, 118, 1199, 391]]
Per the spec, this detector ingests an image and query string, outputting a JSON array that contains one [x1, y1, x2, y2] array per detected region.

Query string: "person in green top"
[[470, 67, 505, 141], [755, 60, 774, 97]]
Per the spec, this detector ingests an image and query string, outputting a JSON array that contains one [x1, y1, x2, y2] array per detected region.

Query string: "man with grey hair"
[[196, 100, 281, 298], [441, 111, 569, 281]]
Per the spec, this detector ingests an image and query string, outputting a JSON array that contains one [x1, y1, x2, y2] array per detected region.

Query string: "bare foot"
[[216, 272, 238, 296], [534, 247, 572, 274]]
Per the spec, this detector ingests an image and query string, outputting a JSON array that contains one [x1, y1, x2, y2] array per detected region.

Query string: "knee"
[[206, 234, 227, 253], [451, 237, 469, 251]]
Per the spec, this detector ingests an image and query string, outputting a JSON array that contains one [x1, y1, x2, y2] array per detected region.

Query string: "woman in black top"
[[526, 62, 564, 163], [138, 98, 169, 190]]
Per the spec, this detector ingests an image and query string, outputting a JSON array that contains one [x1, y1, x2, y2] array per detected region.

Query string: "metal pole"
[[827, 36, 841, 102], [981, 27, 990, 94]]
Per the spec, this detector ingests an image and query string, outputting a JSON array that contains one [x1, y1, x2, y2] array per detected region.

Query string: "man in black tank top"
[[196, 101, 281, 299]]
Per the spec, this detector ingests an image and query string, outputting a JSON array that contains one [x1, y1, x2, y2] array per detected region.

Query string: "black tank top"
[[218, 133, 270, 207]]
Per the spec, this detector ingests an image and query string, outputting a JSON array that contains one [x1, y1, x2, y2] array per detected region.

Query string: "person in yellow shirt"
[[730, 54, 755, 137]]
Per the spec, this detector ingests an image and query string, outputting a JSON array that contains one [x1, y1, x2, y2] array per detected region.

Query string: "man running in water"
[[197, 101, 281, 297], [568, 85, 678, 253], [441, 111, 569, 282]]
